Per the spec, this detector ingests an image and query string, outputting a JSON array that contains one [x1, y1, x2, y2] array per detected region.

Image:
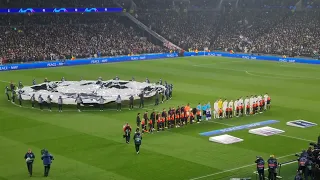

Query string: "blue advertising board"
[[0, 53, 178, 71], [1, 51, 319, 72], [184, 52, 320, 64]]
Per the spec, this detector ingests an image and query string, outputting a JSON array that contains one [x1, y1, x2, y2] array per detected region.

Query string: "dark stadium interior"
[[0, 0, 319, 63]]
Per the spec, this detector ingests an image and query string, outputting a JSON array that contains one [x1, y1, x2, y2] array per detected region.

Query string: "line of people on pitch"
[[211, 94, 271, 119], [135, 104, 203, 133]]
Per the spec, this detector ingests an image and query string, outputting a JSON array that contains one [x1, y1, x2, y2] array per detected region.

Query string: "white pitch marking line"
[[192, 60, 244, 67], [193, 62, 320, 80], [188, 153, 296, 180]]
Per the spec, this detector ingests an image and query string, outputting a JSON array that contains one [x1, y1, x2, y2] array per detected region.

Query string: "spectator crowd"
[[1, 0, 320, 64]]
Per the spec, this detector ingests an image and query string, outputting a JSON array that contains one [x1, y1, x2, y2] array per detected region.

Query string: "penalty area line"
[[188, 153, 296, 180]]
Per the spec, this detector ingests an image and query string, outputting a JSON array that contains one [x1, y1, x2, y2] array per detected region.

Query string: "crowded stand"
[[0, 13, 167, 64], [135, 3, 320, 58], [1, 0, 320, 64]]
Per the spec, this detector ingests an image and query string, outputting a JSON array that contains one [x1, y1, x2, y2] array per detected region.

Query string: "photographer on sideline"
[[267, 155, 278, 180], [255, 156, 265, 180], [123, 123, 132, 144], [41, 149, 54, 177]]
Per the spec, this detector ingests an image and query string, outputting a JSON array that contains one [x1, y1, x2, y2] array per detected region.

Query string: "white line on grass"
[[207, 120, 313, 142], [192, 60, 244, 67], [193, 62, 320, 80], [188, 153, 296, 180], [244, 71, 316, 80]]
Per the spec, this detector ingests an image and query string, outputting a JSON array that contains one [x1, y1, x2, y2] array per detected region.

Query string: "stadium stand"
[[1, 0, 320, 64]]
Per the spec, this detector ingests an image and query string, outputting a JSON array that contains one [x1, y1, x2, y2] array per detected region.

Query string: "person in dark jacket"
[[129, 95, 134, 110], [133, 129, 142, 154], [24, 149, 35, 177], [41, 149, 54, 177]]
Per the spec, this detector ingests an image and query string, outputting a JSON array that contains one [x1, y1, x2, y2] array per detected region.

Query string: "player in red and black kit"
[[167, 108, 172, 128], [150, 110, 156, 131], [123, 123, 132, 143], [161, 109, 167, 128], [156, 112, 161, 131], [143, 110, 149, 124], [176, 106, 181, 127]]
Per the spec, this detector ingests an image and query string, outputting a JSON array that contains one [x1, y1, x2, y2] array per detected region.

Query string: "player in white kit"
[[222, 99, 228, 118], [249, 95, 254, 114], [228, 100, 233, 118], [244, 96, 250, 116], [264, 93, 268, 110], [234, 99, 238, 117], [213, 100, 219, 119]]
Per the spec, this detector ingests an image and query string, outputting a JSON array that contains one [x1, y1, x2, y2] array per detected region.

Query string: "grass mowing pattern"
[[0, 56, 319, 180]]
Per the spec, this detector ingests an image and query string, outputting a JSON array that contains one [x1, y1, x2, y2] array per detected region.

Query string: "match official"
[[133, 129, 142, 154], [41, 149, 54, 177], [24, 149, 35, 177]]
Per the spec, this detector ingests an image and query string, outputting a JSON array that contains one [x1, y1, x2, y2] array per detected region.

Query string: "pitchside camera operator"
[[255, 156, 265, 180], [267, 155, 278, 180]]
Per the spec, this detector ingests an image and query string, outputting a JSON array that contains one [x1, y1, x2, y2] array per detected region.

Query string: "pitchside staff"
[[255, 156, 265, 180], [133, 129, 142, 154], [129, 95, 134, 110], [47, 95, 52, 111], [41, 149, 54, 177], [75, 94, 83, 112], [267, 155, 278, 180], [58, 96, 63, 112], [24, 149, 35, 177], [38, 95, 44, 110], [5, 86, 10, 101], [31, 94, 35, 108], [116, 95, 122, 111], [98, 96, 105, 111]]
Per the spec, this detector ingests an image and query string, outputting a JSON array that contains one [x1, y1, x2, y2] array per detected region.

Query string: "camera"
[[310, 142, 319, 148]]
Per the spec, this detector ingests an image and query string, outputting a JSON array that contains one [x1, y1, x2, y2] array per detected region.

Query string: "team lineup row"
[[135, 94, 271, 133]]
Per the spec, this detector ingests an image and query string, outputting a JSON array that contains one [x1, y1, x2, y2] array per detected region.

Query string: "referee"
[[24, 149, 35, 177]]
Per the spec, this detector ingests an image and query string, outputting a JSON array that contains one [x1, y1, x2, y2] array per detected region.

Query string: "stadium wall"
[[0, 51, 319, 72]]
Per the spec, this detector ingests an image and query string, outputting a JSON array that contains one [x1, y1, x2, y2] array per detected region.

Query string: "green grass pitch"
[[0, 56, 319, 180]]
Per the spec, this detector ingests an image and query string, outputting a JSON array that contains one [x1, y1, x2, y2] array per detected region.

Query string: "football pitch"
[[0, 56, 319, 180]]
